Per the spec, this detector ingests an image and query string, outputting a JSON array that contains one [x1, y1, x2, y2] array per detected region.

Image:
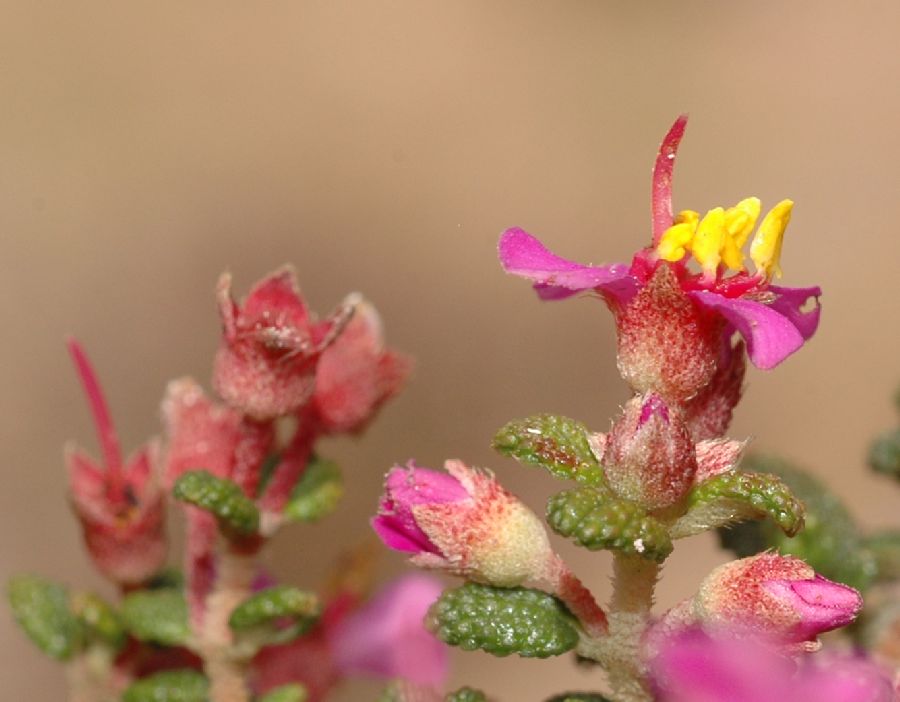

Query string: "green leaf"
[[146, 568, 185, 591], [122, 670, 209, 702], [546, 488, 672, 563], [866, 530, 900, 581], [445, 688, 489, 702], [283, 456, 343, 523], [258, 684, 308, 702], [71, 592, 126, 651], [492, 414, 605, 485], [671, 469, 804, 539], [427, 583, 579, 658], [173, 470, 259, 536], [544, 695, 613, 702], [7, 575, 82, 660], [121, 589, 190, 646], [716, 456, 877, 591], [229, 586, 319, 631], [869, 428, 900, 479]]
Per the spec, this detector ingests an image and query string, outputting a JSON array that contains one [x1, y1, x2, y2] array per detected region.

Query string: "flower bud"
[[615, 265, 723, 402], [692, 553, 862, 648], [604, 393, 697, 510], [372, 460, 556, 587], [212, 267, 353, 420]]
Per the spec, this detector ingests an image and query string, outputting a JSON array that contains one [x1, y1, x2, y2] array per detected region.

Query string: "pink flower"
[[253, 575, 448, 701], [499, 116, 821, 401], [312, 299, 412, 435], [372, 460, 556, 587], [651, 628, 896, 702], [213, 267, 354, 420], [657, 553, 863, 651], [65, 339, 166, 586]]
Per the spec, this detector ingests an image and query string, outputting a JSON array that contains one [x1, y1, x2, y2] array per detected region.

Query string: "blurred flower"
[[499, 116, 820, 401], [372, 460, 556, 587], [65, 339, 166, 586], [651, 628, 896, 702], [213, 266, 354, 420], [312, 298, 412, 435]]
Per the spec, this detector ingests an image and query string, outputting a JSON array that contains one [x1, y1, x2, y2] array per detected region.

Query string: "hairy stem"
[[199, 549, 256, 702], [605, 554, 659, 702]]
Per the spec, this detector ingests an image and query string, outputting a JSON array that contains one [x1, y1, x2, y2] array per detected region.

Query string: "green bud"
[[492, 414, 604, 486], [121, 589, 189, 646], [546, 487, 672, 563], [229, 585, 319, 631], [122, 670, 209, 702], [7, 575, 82, 660], [258, 684, 309, 702], [173, 470, 259, 536], [427, 582, 579, 658], [283, 455, 343, 523], [671, 469, 804, 539]]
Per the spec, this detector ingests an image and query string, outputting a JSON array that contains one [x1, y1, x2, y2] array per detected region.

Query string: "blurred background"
[[3, 1, 900, 698]]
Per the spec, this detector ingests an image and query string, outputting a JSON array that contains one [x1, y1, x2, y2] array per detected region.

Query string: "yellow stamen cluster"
[[656, 197, 793, 281]]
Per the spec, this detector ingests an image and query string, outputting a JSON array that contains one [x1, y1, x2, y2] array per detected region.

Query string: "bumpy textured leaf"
[[121, 589, 189, 646], [671, 469, 804, 539], [71, 592, 126, 651], [716, 456, 876, 591], [492, 414, 605, 485], [427, 583, 579, 658], [546, 488, 672, 562], [173, 470, 259, 536], [866, 531, 900, 581], [228, 586, 319, 631], [283, 455, 343, 522], [445, 688, 488, 702], [7, 575, 82, 660], [869, 428, 900, 479], [122, 670, 209, 702], [545, 695, 613, 702], [258, 684, 309, 702]]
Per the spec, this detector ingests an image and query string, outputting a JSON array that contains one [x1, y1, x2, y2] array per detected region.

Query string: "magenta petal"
[[498, 228, 638, 305], [371, 513, 436, 553], [767, 285, 822, 341], [329, 574, 448, 687], [689, 291, 805, 370]]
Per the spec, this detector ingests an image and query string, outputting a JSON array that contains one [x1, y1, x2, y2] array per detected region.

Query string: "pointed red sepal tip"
[[651, 114, 689, 246]]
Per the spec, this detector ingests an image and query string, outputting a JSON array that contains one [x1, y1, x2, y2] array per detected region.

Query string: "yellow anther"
[[674, 209, 700, 227], [692, 207, 726, 277], [719, 197, 761, 271], [657, 221, 695, 262], [750, 199, 793, 280]]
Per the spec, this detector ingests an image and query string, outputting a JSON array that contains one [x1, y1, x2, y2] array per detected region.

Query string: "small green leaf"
[[716, 456, 876, 591], [283, 456, 343, 523], [864, 530, 900, 582], [258, 684, 308, 702], [7, 575, 82, 660], [229, 586, 319, 631], [671, 470, 804, 539], [869, 428, 900, 479], [71, 592, 126, 651], [122, 670, 209, 702], [546, 488, 672, 563], [545, 695, 613, 702], [492, 414, 605, 485], [121, 589, 189, 646], [427, 583, 579, 658], [146, 568, 185, 591], [445, 688, 488, 702], [173, 470, 259, 536]]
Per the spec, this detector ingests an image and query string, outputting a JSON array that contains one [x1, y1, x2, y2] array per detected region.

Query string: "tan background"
[[2, 1, 899, 699]]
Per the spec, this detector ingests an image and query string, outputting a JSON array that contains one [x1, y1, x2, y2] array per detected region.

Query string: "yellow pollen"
[[691, 207, 726, 277], [750, 199, 793, 280], [657, 221, 695, 262]]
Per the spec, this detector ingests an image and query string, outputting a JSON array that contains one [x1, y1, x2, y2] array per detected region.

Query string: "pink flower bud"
[[372, 460, 556, 587], [212, 267, 353, 420], [603, 393, 697, 510], [312, 300, 412, 435], [690, 553, 862, 649], [615, 265, 723, 402]]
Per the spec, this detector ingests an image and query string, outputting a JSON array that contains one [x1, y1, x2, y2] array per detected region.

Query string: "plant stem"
[[604, 554, 659, 702], [200, 549, 256, 702]]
